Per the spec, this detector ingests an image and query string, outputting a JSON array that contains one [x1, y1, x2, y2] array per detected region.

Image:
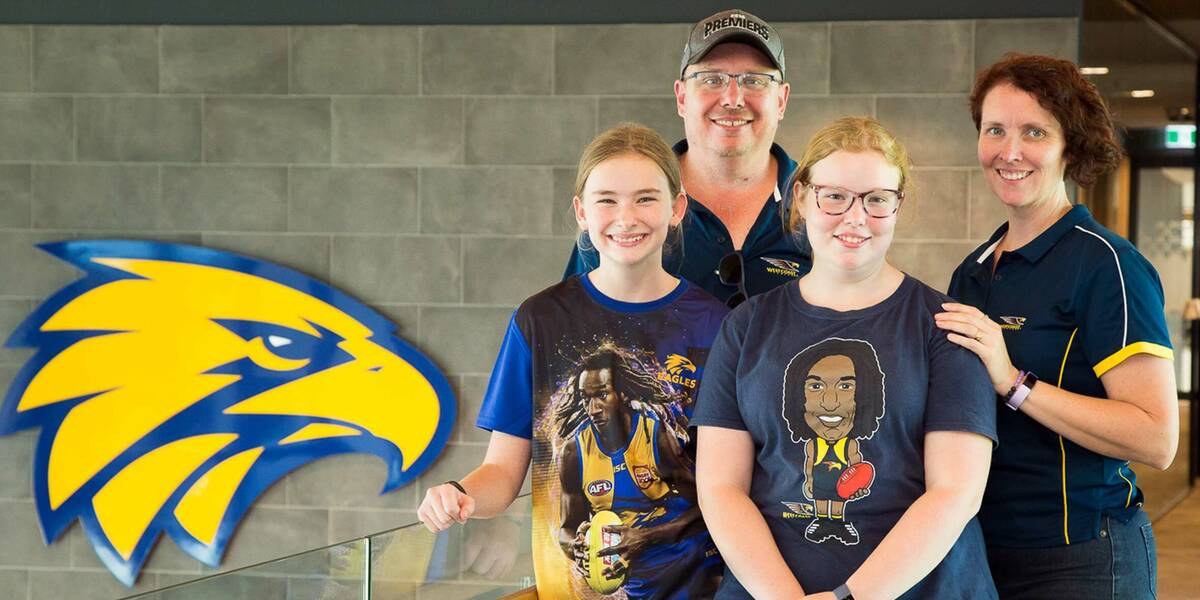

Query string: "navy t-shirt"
[[948, 205, 1173, 548], [692, 276, 998, 599], [477, 274, 729, 599], [563, 142, 812, 305]]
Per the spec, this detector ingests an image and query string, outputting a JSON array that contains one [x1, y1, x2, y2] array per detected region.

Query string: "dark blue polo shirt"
[[947, 204, 1173, 548], [563, 142, 812, 304]]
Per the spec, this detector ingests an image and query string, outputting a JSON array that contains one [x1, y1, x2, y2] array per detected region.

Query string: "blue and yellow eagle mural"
[[0, 240, 456, 586]]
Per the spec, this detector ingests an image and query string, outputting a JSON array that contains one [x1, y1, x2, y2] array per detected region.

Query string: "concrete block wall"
[[0, 19, 1076, 597]]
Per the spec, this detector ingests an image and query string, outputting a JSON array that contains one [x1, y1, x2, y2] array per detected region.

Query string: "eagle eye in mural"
[[0, 240, 456, 586]]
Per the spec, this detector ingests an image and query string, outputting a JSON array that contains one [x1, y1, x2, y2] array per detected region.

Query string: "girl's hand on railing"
[[418, 483, 476, 532]]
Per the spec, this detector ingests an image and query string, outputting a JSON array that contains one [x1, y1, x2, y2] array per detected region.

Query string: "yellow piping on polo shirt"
[[1091, 342, 1168, 509], [1057, 327, 1078, 545], [1092, 342, 1174, 378], [1118, 463, 1134, 508]]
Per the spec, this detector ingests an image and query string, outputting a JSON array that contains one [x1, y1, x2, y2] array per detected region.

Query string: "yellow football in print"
[[585, 509, 627, 594]]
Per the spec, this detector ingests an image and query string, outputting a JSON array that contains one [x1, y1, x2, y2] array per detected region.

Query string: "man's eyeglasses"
[[718, 251, 747, 308], [806, 184, 904, 218], [683, 71, 780, 94]]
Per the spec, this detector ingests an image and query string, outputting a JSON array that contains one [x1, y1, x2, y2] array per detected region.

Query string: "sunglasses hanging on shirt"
[[719, 251, 747, 308]]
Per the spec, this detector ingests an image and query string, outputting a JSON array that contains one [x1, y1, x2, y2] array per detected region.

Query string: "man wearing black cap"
[[565, 9, 810, 307]]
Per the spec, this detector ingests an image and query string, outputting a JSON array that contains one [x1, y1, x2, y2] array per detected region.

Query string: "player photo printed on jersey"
[[531, 343, 718, 599]]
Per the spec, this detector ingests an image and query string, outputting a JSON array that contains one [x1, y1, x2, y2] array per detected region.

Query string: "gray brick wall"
[[0, 19, 1077, 596]]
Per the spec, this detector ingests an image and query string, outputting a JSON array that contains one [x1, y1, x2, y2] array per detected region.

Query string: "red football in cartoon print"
[[837, 461, 875, 499]]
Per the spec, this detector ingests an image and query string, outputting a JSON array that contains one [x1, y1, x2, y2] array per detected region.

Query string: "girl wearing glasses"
[[418, 123, 728, 598], [693, 117, 998, 599]]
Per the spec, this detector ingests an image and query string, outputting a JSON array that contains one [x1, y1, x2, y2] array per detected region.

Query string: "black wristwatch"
[[833, 583, 855, 600]]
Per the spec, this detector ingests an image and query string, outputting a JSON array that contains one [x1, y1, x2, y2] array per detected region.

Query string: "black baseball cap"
[[680, 9, 785, 78]]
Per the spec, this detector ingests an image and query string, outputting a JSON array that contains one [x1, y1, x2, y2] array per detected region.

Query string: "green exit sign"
[[1166, 124, 1196, 149]]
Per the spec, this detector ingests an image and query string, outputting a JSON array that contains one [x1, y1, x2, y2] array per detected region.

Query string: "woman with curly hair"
[[938, 53, 1178, 598]]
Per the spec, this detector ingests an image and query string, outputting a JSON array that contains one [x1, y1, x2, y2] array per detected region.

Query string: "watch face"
[[1024, 372, 1039, 387]]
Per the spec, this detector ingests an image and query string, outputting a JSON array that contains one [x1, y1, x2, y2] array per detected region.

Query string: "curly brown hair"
[[969, 53, 1123, 187]]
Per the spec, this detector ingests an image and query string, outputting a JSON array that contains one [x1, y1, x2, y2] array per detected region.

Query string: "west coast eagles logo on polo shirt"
[[999, 316, 1027, 331], [762, 257, 802, 278]]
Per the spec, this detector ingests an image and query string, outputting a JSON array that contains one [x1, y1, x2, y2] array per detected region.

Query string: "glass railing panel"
[[119, 537, 369, 600], [370, 494, 534, 600], [118, 493, 536, 600]]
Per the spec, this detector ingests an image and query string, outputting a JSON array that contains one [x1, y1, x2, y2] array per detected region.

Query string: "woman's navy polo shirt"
[[947, 204, 1173, 549], [563, 142, 812, 304]]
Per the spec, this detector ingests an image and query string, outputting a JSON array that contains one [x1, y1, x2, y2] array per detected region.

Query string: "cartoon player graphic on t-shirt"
[[781, 338, 886, 546], [554, 346, 716, 598]]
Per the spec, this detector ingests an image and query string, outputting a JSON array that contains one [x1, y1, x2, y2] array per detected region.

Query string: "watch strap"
[[1005, 371, 1038, 411], [833, 583, 855, 600]]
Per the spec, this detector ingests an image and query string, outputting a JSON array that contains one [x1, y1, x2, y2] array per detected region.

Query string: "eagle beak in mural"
[[218, 325, 447, 488]]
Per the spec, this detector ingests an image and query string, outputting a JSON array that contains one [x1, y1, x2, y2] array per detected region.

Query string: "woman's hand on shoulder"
[[935, 302, 1018, 394], [417, 482, 476, 532]]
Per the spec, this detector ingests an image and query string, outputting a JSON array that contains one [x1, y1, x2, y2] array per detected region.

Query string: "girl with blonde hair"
[[694, 117, 998, 599]]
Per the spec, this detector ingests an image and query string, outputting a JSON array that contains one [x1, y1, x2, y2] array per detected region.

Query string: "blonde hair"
[[785, 116, 912, 236], [574, 123, 683, 199]]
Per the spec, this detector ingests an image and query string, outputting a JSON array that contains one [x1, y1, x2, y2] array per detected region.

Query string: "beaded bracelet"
[[1002, 370, 1037, 411], [1002, 370, 1027, 404]]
